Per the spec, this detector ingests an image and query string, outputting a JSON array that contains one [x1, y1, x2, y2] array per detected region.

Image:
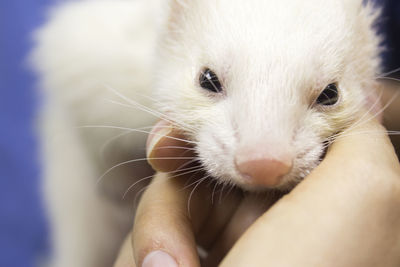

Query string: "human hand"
[[115, 114, 400, 267], [114, 120, 283, 267], [221, 116, 400, 266]]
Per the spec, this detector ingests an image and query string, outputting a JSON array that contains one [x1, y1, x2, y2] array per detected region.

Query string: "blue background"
[[0, 0, 398, 266], [0, 1, 52, 266]]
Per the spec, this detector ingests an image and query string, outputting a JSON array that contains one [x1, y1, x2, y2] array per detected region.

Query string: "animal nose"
[[235, 157, 292, 187]]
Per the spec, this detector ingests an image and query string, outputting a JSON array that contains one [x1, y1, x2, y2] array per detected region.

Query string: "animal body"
[[32, 0, 382, 266]]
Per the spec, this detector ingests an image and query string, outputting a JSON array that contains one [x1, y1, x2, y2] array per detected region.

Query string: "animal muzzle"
[[235, 152, 293, 188]]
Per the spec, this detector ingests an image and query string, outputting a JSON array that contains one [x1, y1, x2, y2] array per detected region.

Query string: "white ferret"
[[32, 0, 382, 266]]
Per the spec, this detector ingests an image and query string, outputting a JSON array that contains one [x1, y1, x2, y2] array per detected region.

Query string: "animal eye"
[[199, 68, 223, 93], [316, 83, 339, 106]]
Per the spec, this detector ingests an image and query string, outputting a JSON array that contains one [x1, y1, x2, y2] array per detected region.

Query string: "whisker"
[[181, 171, 209, 191], [131, 161, 203, 205], [133, 184, 150, 208], [103, 85, 197, 132], [218, 183, 227, 204], [100, 131, 133, 159], [211, 181, 220, 205], [96, 156, 197, 185], [78, 125, 198, 145], [335, 87, 385, 139], [318, 88, 382, 145], [105, 98, 177, 127], [350, 89, 400, 132], [172, 158, 201, 173], [221, 183, 236, 203], [104, 85, 173, 121], [326, 88, 399, 144], [99, 126, 159, 159], [106, 98, 197, 134], [377, 67, 400, 78], [153, 146, 197, 151], [187, 175, 211, 218], [124, 91, 173, 111], [329, 130, 400, 141], [377, 76, 400, 83], [123, 174, 155, 200], [122, 166, 204, 199]]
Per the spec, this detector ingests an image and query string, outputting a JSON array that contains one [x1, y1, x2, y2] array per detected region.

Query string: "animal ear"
[[166, 0, 190, 33], [352, 0, 364, 11], [346, 0, 377, 17], [354, 0, 381, 21], [169, 0, 188, 12]]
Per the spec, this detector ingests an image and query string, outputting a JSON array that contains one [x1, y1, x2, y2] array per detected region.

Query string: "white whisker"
[[330, 130, 400, 141], [133, 184, 150, 208], [99, 126, 157, 159], [103, 85, 197, 132], [377, 67, 400, 78], [350, 89, 400, 132], [211, 181, 219, 205], [218, 183, 227, 204], [78, 125, 198, 145], [153, 146, 197, 151], [96, 156, 197, 185], [122, 165, 204, 199], [337, 86, 385, 138], [187, 175, 211, 218]]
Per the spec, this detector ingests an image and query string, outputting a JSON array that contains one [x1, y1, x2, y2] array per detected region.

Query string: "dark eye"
[[199, 68, 223, 93], [316, 83, 339, 106]]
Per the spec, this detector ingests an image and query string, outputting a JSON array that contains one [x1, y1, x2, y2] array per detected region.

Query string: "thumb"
[[146, 120, 196, 172]]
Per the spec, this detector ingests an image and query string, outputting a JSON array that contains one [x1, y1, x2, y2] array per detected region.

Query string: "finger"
[[147, 120, 196, 173], [212, 119, 390, 265], [221, 119, 400, 266], [194, 184, 243, 251], [204, 193, 282, 267], [114, 234, 136, 267], [132, 172, 211, 267], [325, 116, 398, 170], [132, 172, 243, 267]]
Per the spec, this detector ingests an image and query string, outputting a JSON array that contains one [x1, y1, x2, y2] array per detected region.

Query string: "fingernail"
[[146, 121, 172, 158], [142, 250, 178, 267]]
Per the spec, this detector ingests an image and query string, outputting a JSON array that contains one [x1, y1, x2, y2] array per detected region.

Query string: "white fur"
[[32, 1, 160, 266], [154, 0, 382, 190], [32, 0, 382, 265]]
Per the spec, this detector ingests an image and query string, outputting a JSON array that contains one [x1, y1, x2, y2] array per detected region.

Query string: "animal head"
[[154, 0, 382, 190]]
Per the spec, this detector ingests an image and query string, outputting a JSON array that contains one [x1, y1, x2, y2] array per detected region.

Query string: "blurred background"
[[0, 0, 399, 266]]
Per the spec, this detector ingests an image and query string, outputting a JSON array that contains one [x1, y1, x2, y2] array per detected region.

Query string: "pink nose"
[[236, 158, 292, 187]]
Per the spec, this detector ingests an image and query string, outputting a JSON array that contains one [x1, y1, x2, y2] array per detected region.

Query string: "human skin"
[[382, 80, 400, 153], [114, 83, 400, 267]]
